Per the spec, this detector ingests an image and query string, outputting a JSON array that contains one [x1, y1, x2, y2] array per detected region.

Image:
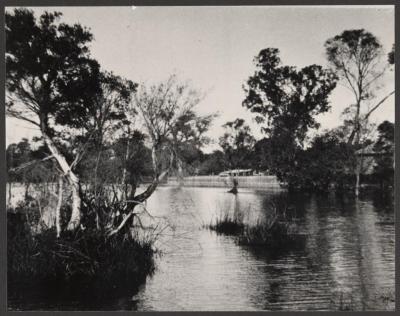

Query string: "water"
[[131, 187, 395, 311], [8, 186, 395, 311]]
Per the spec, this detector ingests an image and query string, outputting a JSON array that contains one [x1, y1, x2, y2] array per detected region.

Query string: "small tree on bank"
[[104, 75, 215, 235], [219, 118, 256, 170]]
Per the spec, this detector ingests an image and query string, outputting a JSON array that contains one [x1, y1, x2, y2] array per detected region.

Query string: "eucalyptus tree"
[[243, 48, 337, 189], [6, 9, 136, 230], [325, 29, 394, 195], [325, 29, 394, 146]]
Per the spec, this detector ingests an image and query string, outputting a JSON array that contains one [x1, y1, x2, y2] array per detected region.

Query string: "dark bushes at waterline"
[[7, 211, 155, 302], [238, 218, 302, 248], [205, 212, 244, 235], [206, 205, 306, 249]]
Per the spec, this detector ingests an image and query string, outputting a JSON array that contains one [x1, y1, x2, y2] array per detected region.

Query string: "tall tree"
[[6, 9, 102, 230], [243, 48, 337, 189], [325, 30, 394, 195], [325, 29, 394, 146]]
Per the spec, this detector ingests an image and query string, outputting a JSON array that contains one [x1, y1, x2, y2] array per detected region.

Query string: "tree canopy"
[[324, 29, 394, 146], [243, 48, 337, 145]]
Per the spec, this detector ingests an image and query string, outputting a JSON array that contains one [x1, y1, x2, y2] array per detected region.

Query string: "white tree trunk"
[[177, 158, 184, 186], [355, 171, 360, 197], [42, 132, 81, 230], [121, 137, 130, 198], [56, 176, 63, 237]]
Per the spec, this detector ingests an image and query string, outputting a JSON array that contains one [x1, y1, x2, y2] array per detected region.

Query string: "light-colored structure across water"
[[165, 175, 281, 189]]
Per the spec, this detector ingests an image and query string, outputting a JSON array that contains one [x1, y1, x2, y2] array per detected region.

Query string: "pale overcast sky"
[[6, 6, 395, 152]]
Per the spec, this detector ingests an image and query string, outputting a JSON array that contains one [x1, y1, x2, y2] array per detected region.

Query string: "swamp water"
[[8, 186, 395, 311]]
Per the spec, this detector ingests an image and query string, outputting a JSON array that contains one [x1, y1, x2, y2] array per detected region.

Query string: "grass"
[[7, 207, 156, 303], [238, 217, 300, 248], [205, 212, 245, 235], [205, 202, 305, 249]]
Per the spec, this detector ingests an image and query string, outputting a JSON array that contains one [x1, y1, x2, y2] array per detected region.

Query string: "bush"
[[238, 217, 300, 248], [7, 211, 155, 303], [205, 202, 305, 249], [206, 212, 244, 235]]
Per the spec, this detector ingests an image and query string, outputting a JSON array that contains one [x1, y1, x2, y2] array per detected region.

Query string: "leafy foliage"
[[242, 48, 337, 188], [219, 118, 256, 169], [6, 9, 101, 132], [373, 121, 394, 188], [243, 48, 337, 144], [6, 138, 57, 183], [324, 29, 391, 146]]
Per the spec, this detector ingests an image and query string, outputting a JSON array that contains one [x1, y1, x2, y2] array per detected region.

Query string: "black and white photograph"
[[4, 4, 395, 311]]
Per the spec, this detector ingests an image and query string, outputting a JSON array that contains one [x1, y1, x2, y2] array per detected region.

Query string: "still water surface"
[[127, 186, 394, 311], [9, 186, 395, 311]]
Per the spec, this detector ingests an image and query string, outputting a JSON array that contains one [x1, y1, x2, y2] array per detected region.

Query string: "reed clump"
[[206, 212, 245, 235], [206, 202, 305, 249]]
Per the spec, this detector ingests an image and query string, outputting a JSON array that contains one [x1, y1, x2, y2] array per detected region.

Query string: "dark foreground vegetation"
[[8, 206, 155, 304]]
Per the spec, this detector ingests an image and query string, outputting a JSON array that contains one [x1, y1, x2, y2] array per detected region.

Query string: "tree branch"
[[9, 155, 54, 173], [364, 90, 395, 120]]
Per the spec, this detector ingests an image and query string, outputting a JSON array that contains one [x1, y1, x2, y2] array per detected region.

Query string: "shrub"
[[205, 202, 305, 249], [238, 217, 300, 248], [206, 212, 244, 235], [7, 211, 155, 303]]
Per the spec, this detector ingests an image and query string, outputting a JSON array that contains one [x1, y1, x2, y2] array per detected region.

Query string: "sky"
[[6, 6, 395, 152]]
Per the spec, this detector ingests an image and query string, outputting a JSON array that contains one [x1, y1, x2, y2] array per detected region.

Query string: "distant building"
[[218, 169, 253, 177]]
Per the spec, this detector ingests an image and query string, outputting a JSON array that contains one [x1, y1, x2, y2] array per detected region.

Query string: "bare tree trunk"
[[56, 176, 63, 237], [355, 171, 360, 197], [41, 132, 81, 230], [347, 100, 361, 146], [122, 137, 130, 198], [355, 154, 364, 197], [177, 158, 184, 186], [93, 150, 102, 191], [24, 182, 30, 200]]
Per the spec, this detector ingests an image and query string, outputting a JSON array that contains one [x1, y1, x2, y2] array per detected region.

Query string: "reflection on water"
[[9, 186, 395, 311], [132, 187, 394, 311]]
